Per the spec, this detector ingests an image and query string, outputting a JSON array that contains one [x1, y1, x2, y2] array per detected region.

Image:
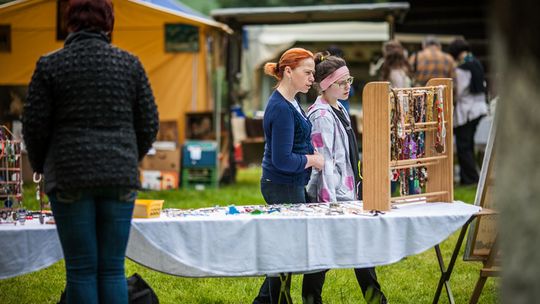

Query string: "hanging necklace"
[[426, 89, 434, 122], [398, 92, 406, 140], [434, 86, 446, 153]]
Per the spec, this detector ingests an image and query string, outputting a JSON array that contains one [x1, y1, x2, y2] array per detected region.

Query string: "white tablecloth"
[[0, 201, 480, 280], [126, 202, 480, 277], [0, 220, 63, 280]]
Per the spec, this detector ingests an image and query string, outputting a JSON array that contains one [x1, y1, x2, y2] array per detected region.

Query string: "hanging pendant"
[[426, 89, 434, 122]]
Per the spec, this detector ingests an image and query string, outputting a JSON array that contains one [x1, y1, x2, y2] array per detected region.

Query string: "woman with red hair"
[[23, 0, 158, 303], [253, 48, 325, 303]]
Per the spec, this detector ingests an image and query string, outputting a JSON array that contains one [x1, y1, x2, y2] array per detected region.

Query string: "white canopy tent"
[[241, 21, 390, 111]]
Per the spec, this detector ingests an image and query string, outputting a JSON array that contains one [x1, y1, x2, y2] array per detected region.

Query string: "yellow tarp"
[[0, 0, 224, 143]]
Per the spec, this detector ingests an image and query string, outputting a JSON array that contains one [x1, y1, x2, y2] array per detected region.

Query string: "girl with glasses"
[[305, 52, 388, 304]]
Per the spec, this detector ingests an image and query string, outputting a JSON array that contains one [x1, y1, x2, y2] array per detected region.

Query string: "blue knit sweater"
[[261, 90, 314, 185]]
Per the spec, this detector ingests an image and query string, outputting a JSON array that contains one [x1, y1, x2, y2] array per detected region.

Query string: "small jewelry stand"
[[362, 78, 454, 211], [0, 125, 24, 225]]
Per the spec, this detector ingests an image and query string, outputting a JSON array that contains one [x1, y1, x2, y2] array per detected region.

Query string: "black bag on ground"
[[57, 273, 159, 304], [128, 273, 159, 304]]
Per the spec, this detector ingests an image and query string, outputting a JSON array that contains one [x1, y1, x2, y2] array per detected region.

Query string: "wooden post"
[[362, 82, 391, 211]]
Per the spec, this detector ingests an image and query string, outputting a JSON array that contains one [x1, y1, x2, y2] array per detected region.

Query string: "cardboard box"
[[140, 170, 162, 190], [161, 171, 179, 190], [140, 170, 179, 190], [140, 148, 180, 172], [157, 120, 179, 143]]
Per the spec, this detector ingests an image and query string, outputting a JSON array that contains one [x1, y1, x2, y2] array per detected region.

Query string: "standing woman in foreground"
[[306, 52, 388, 304], [23, 0, 159, 303], [253, 48, 325, 304]]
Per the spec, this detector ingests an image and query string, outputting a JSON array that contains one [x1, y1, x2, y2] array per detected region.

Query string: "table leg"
[[432, 216, 476, 304], [277, 273, 293, 304]]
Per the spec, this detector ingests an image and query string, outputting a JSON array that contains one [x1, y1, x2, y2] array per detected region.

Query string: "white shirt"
[[454, 68, 488, 127]]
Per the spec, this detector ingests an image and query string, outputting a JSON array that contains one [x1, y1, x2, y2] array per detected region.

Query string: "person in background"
[[448, 38, 488, 185], [327, 46, 354, 113], [409, 35, 455, 86], [306, 52, 388, 304], [23, 0, 159, 302], [380, 40, 413, 88], [253, 47, 325, 304]]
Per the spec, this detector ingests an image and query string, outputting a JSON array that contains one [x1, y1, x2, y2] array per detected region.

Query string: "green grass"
[[1, 167, 499, 303]]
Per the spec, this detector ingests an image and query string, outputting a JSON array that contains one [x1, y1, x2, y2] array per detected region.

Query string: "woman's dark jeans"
[[49, 187, 136, 304], [254, 179, 326, 304]]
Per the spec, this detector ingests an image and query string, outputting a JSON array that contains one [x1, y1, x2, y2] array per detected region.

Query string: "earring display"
[[0, 125, 24, 225], [362, 78, 454, 211]]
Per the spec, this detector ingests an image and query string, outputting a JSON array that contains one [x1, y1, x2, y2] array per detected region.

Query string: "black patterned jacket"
[[23, 31, 159, 191]]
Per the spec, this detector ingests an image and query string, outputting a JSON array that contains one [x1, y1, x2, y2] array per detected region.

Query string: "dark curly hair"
[[313, 51, 346, 92], [448, 38, 471, 60], [67, 0, 114, 33], [380, 40, 412, 82]]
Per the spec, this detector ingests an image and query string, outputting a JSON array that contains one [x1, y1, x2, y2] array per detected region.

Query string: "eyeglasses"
[[332, 76, 354, 89]]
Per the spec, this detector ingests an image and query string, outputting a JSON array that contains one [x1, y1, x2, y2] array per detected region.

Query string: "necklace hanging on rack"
[[408, 167, 416, 194], [408, 91, 415, 130], [419, 166, 428, 188], [416, 92, 426, 124], [413, 168, 422, 194], [408, 133, 417, 159], [398, 125, 407, 196], [390, 92, 399, 161], [402, 91, 409, 125], [426, 89, 434, 122], [400, 169, 407, 196], [398, 93, 406, 140], [417, 131, 425, 157], [391, 169, 399, 183], [403, 134, 410, 159], [434, 86, 446, 153], [409, 133, 421, 194]]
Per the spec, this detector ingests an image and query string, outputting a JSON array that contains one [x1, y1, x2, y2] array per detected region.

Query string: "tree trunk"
[[493, 0, 540, 302]]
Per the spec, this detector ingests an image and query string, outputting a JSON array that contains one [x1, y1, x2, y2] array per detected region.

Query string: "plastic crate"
[[133, 199, 164, 218], [181, 167, 218, 189], [182, 140, 217, 167]]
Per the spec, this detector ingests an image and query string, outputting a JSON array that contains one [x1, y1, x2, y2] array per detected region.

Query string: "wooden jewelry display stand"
[[362, 78, 454, 211], [0, 125, 23, 223]]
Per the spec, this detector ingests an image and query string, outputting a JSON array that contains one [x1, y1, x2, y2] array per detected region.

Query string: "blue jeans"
[[49, 187, 136, 304], [260, 179, 308, 205]]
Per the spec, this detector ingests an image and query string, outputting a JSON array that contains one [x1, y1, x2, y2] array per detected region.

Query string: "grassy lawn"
[[0, 167, 498, 303]]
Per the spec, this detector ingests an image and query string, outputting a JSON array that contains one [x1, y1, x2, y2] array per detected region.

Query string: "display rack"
[[362, 78, 454, 211], [0, 125, 23, 223]]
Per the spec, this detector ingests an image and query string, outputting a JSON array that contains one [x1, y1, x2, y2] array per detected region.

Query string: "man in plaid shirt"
[[409, 36, 456, 86]]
